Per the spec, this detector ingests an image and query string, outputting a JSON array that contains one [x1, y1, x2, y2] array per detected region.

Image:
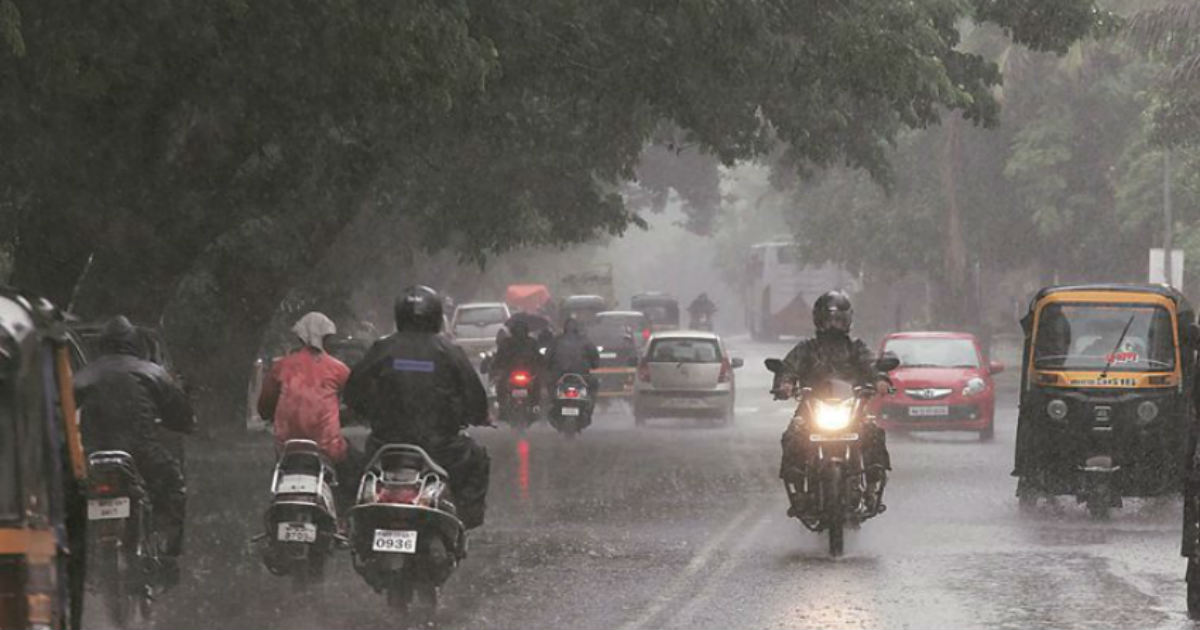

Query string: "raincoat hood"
[[293, 312, 337, 351], [99, 315, 144, 357]]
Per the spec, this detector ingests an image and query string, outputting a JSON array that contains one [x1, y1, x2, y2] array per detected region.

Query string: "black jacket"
[[775, 331, 876, 392], [492, 334, 543, 377], [75, 323, 195, 454], [345, 331, 488, 445], [545, 330, 599, 377]]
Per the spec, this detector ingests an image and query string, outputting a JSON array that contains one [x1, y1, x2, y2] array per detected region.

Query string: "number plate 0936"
[[372, 529, 418, 554]]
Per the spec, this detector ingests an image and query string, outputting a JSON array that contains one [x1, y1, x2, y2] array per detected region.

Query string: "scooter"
[[348, 444, 466, 620], [497, 368, 540, 432], [254, 439, 343, 588], [549, 373, 592, 437], [85, 451, 164, 626]]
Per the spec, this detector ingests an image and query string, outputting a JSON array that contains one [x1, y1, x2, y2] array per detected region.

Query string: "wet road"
[[124, 338, 1193, 630]]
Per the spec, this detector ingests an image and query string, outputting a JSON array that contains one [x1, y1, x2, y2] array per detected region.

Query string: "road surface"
[[89, 338, 1192, 630]]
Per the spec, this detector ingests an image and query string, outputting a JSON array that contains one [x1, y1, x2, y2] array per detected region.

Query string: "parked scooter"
[[549, 373, 592, 437], [254, 439, 343, 588], [348, 445, 466, 619], [85, 451, 164, 626]]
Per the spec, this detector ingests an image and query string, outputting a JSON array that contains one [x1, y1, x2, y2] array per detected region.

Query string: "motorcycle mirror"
[[764, 358, 784, 373], [875, 352, 900, 373]]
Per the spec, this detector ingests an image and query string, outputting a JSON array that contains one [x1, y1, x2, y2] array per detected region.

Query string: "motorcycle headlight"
[[813, 400, 852, 432], [1046, 399, 1068, 421], [1137, 400, 1159, 423], [962, 377, 986, 397]]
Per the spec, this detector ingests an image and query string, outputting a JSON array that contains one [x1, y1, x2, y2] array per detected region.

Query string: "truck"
[[744, 241, 859, 340]]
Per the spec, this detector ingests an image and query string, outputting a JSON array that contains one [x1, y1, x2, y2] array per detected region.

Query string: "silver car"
[[633, 331, 743, 426], [450, 302, 511, 366]]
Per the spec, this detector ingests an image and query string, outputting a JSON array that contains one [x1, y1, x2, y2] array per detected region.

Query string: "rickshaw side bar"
[[0, 529, 56, 560], [53, 346, 86, 482]]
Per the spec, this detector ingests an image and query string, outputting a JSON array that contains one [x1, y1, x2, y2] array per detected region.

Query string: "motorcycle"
[[254, 439, 343, 588], [689, 311, 715, 331], [498, 367, 540, 432], [765, 354, 898, 557], [85, 451, 164, 625], [348, 444, 466, 619], [549, 373, 592, 438]]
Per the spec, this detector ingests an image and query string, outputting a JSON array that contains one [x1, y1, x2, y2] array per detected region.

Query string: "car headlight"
[[1046, 399, 1068, 421], [962, 377, 986, 397], [1137, 400, 1159, 423], [813, 400, 852, 432]]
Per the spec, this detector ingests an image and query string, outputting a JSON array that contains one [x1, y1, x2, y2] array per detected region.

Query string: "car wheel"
[[633, 402, 647, 426], [979, 421, 994, 442]]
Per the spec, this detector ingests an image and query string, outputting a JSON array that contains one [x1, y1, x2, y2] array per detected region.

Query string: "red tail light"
[[718, 358, 732, 383], [641, 328, 651, 341], [509, 371, 532, 387], [564, 388, 579, 399], [91, 482, 117, 495], [377, 485, 421, 504], [637, 361, 651, 383]]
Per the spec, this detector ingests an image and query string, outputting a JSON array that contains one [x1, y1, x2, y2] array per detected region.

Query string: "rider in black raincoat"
[[344, 286, 492, 530]]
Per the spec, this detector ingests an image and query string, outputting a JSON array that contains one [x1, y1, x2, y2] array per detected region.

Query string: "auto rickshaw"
[[560, 295, 608, 327], [0, 290, 88, 629], [630, 293, 680, 332], [1014, 284, 1197, 520]]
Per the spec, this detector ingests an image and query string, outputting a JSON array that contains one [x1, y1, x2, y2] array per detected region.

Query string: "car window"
[[648, 338, 721, 363], [456, 307, 507, 325], [884, 338, 979, 368]]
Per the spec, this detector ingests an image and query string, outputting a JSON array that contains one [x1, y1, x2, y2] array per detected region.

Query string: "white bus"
[[745, 241, 858, 340]]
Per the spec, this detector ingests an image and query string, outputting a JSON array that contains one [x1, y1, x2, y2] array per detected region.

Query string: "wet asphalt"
[[97, 338, 1194, 630]]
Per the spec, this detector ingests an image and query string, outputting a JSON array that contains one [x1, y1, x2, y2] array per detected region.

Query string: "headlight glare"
[[1046, 399, 1068, 421], [814, 400, 852, 432]]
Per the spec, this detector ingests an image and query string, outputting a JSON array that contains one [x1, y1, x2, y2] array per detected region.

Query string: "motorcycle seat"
[[371, 444, 449, 479]]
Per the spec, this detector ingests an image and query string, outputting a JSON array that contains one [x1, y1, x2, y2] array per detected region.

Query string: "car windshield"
[[884, 338, 979, 368], [638, 305, 677, 325], [1033, 303, 1175, 371], [648, 338, 721, 363], [454, 307, 506, 338]]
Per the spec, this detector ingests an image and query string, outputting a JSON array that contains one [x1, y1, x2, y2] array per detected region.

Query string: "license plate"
[[810, 433, 859, 442], [512, 389, 528, 399], [87, 497, 131, 520], [277, 521, 317, 543], [278, 474, 319, 494], [561, 406, 581, 416], [909, 405, 949, 417], [600, 352, 618, 359], [665, 398, 706, 408], [372, 529, 418, 554]]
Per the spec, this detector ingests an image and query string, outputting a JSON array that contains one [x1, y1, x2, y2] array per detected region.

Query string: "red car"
[[871, 332, 1004, 441]]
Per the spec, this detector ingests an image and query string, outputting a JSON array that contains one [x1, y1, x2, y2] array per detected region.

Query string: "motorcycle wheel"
[[101, 545, 133, 626], [1188, 558, 1200, 620], [822, 465, 845, 558], [412, 582, 439, 624], [386, 579, 414, 612], [1086, 488, 1111, 521], [1016, 478, 1039, 515]]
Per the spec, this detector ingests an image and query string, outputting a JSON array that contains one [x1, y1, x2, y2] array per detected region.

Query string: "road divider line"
[[619, 499, 764, 630]]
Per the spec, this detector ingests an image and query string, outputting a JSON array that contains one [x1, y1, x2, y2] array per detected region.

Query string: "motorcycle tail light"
[[642, 328, 651, 341], [564, 388, 579, 399], [718, 358, 732, 383], [510, 371, 532, 387], [377, 484, 421, 505], [90, 481, 118, 496]]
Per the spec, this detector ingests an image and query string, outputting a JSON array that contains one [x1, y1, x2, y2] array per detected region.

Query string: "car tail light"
[[509, 370, 532, 387], [377, 484, 421, 505], [642, 328, 651, 341], [718, 358, 732, 383], [637, 361, 651, 383]]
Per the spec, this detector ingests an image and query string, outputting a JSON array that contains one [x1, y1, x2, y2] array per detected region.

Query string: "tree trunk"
[[938, 117, 970, 328]]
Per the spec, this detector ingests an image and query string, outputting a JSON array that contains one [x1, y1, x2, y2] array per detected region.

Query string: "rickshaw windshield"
[[1033, 303, 1176, 372]]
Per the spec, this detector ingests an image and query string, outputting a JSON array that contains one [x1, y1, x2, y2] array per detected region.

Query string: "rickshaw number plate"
[[600, 352, 618, 359], [278, 474, 319, 494], [909, 405, 949, 417], [87, 497, 130, 520], [512, 389, 529, 399], [373, 529, 418, 554], [561, 406, 581, 416], [277, 522, 317, 543]]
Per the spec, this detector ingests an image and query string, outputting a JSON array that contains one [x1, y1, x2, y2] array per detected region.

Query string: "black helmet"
[[394, 285, 444, 333], [99, 315, 145, 357], [812, 290, 853, 334]]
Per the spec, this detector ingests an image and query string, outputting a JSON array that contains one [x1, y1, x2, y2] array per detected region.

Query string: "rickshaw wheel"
[[1187, 558, 1200, 620], [1016, 479, 1039, 514]]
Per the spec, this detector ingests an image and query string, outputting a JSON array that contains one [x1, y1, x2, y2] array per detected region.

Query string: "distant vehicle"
[[255, 440, 342, 589], [870, 332, 1003, 441], [633, 331, 742, 426], [559, 265, 616, 308], [745, 241, 858, 340], [450, 302, 511, 363], [630, 292, 680, 331], [560, 295, 609, 326], [590, 311, 651, 401], [505, 284, 553, 316]]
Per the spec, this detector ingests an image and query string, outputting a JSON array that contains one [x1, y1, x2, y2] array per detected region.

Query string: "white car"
[[633, 331, 743, 426], [450, 302, 511, 364]]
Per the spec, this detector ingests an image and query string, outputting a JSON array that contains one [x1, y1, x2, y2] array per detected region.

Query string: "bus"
[[745, 241, 858, 340]]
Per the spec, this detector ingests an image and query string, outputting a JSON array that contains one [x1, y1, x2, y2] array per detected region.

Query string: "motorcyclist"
[[545, 317, 600, 428], [257, 311, 358, 511], [344, 285, 492, 529], [490, 319, 544, 395], [772, 291, 891, 517], [75, 315, 195, 584], [688, 292, 717, 328]]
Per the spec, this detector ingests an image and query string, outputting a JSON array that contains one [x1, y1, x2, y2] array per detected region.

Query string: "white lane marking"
[[619, 500, 763, 630], [734, 406, 759, 414]]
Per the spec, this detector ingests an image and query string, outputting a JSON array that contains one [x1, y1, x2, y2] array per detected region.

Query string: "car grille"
[[904, 388, 953, 400]]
